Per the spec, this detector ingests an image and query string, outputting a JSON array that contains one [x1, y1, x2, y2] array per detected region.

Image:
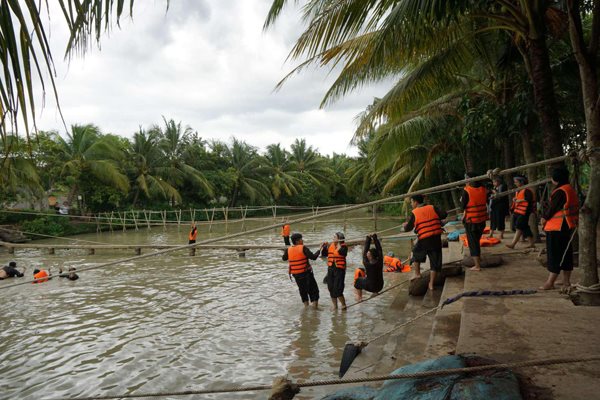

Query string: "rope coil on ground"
[[46, 355, 600, 400]]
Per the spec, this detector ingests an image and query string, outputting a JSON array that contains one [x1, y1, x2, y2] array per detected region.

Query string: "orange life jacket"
[[354, 268, 365, 283], [512, 188, 533, 216], [33, 270, 49, 283], [384, 255, 402, 268], [281, 224, 290, 237], [461, 235, 501, 247], [288, 245, 309, 275], [544, 184, 579, 231], [327, 243, 347, 269], [412, 205, 443, 239], [188, 227, 198, 241], [464, 186, 488, 223]]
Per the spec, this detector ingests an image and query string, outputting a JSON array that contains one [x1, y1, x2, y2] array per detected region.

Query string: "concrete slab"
[[456, 253, 600, 400]]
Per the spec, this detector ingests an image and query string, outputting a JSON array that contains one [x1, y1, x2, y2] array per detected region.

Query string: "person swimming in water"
[[59, 267, 79, 281], [0, 261, 26, 280]]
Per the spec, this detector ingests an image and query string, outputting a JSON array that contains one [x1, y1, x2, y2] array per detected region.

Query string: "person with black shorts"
[[489, 176, 509, 239], [461, 173, 488, 271], [507, 175, 535, 249], [320, 232, 348, 310], [354, 234, 384, 302], [282, 232, 321, 308], [0, 261, 25, 280], [404, 195, 447, 291]]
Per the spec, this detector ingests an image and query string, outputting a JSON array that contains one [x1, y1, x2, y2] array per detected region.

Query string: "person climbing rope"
[[282, 232, 320, 308], [539, 168, 579, 291], [320, 232, 348, 310], [507, 175, 536, 250], [404, 194, 447, 290], [59, 267, 79, 281], [0, 261, 26, 280], [354, 233, 384, 302], [462, 172, 488, 271]]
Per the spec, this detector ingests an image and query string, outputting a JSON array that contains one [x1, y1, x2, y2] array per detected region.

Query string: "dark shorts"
[[546, 223, 574, 274], [188, 240, 196, 244], [513, 214, 532, 238], [354, 276, 384, 293], [283, 236, 290, 246], [293, 270, 319, 303], [327, 266, 345, 298], [490, 208, 507, 231], [413, 243, 443, 272], [465, 222, 486, 257]]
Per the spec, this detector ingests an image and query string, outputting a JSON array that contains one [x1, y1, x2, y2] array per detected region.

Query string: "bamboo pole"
[[241, 205, 248, 232], [224, 207, 229, 234], [109, 212, 113, 232], [132, 210, 139, 231], [209, 208, 215, 233], [373, 205, 378, 231], [162, 210, 167, 230], [176, 209, 182, 228]]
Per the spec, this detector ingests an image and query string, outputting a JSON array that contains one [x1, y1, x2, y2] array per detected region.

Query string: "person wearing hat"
[[282, 232, 321, 308], [540, 168, 579, 290], [0, 261, 26, 280], [320, 232, 348, 310], [507, 175, 536, 249]]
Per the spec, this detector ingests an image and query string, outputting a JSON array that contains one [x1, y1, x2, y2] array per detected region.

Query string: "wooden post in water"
[[143, 210, 150, 229], [209, 208, 215, 233], [132, 210, 139, 231], [343, 204, 347, 233], [312, 206, 319, 232], [162, 210, 167, 230], [272, 205, 277, 219], [176, 209, 182, 228], [224, 207, 229, 234], [8, 246, 14, 254], [135, 247, 141, 255], [48, 248, 55, 255], [241, 206, 248, 232], [95, 215, 100, 233], [109, 212, 114, 232], [88, 248, 95, 255]]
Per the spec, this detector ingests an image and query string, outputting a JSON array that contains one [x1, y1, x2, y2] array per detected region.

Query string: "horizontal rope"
[[46, 355, 600, 400]]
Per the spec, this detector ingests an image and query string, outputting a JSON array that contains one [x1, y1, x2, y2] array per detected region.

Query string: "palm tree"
[[263, 144, 303, 200], [0, 136, 42, 200], [227, 138, 270, 206], [128, 128, 180, 207], [156, 118, 213, 204], [54, 124, 129, 204], [289, 138, 333, 185]]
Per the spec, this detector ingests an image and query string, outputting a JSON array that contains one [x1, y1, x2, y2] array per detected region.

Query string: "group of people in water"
[[0, 261, 79, 282], [279, 166, 580, 308]]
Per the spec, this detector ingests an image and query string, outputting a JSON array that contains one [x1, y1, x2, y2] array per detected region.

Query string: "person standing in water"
[[281, 220, 291, 246], [354, 234, 384, 302], [188, 223, 198, 244], [321, 232, 348, 310], [282, 233, 320, 308], [461, 172, 488, 271], [404, 195, 447, 291], [540, 168, 579, 291]]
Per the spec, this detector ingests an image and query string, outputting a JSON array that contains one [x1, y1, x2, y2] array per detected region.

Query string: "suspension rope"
[[0, 155, 572, 291], [45, 355, 600, 400]]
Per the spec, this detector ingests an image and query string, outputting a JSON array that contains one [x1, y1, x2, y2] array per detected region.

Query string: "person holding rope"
[[354, 233, 384, 302], [461, 173, 488, 271], [507, 175, 536, 249], [59, 267, 80, 281], [0, 261, 26, 280], [539, 168, 579, 291], [404, 195, 447, 289], [320, 232, 348, 310], [281, 220, 291, 246], [32, 267, 51, 283], [188, 223, 198, 244], [282, 232, 320, 308], [488, 176, 509, 239]]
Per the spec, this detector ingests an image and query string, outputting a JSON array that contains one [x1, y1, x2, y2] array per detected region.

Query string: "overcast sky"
[[35, 0, 389, 156]]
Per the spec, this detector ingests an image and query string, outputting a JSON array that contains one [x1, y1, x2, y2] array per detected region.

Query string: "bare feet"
[[505, 244, 515, 249], [469, 266, 481, 271], [411, 273, 422, 280], [539, 284, 555, 290]]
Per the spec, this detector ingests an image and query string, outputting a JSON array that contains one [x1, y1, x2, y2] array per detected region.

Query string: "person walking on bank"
[[507, 175, 536, 249], [188, 223, 198, 244], [540, 168, 579, 291], [354, 234, 384, 302], [320, 232, 348, 310], [403, 195, 447, 290], [281, 220, 291, 246], [488, 176, 510, 239], [282, 233, 320, 308], [461, 172, 488, 271]]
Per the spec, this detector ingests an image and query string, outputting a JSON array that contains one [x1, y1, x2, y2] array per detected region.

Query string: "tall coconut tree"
[[289, 138, 333, 185], [54, 124, 129, 203], [227, 138, 270, 206], [0, 136, 42, 199], [263, 143, 303, 200]]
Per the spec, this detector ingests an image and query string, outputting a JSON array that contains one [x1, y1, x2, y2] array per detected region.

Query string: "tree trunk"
[[464, 145, 475, 172], [527, 36, 565, 173], [521, 120, 538, 181], [567, 0, 600, 293]]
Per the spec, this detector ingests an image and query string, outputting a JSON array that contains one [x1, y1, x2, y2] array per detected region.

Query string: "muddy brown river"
[[0, 215, 412, 399]]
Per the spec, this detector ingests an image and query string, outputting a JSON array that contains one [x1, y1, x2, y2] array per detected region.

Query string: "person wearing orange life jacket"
[[383, 252, 410, 273], [461, 172, 489, 272], [404, 194, 447, 292], [188, 223, 198, 244], [32, 267, 51, 283], [282, 232, 321, 308], [506, 175, 536, 250], [319, 232, 348, 310], [281, 221, 291, 246], [539, 168, 579, 291]]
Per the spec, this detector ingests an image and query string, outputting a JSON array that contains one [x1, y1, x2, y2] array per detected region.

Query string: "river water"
[[0, 215, 412, 400]]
